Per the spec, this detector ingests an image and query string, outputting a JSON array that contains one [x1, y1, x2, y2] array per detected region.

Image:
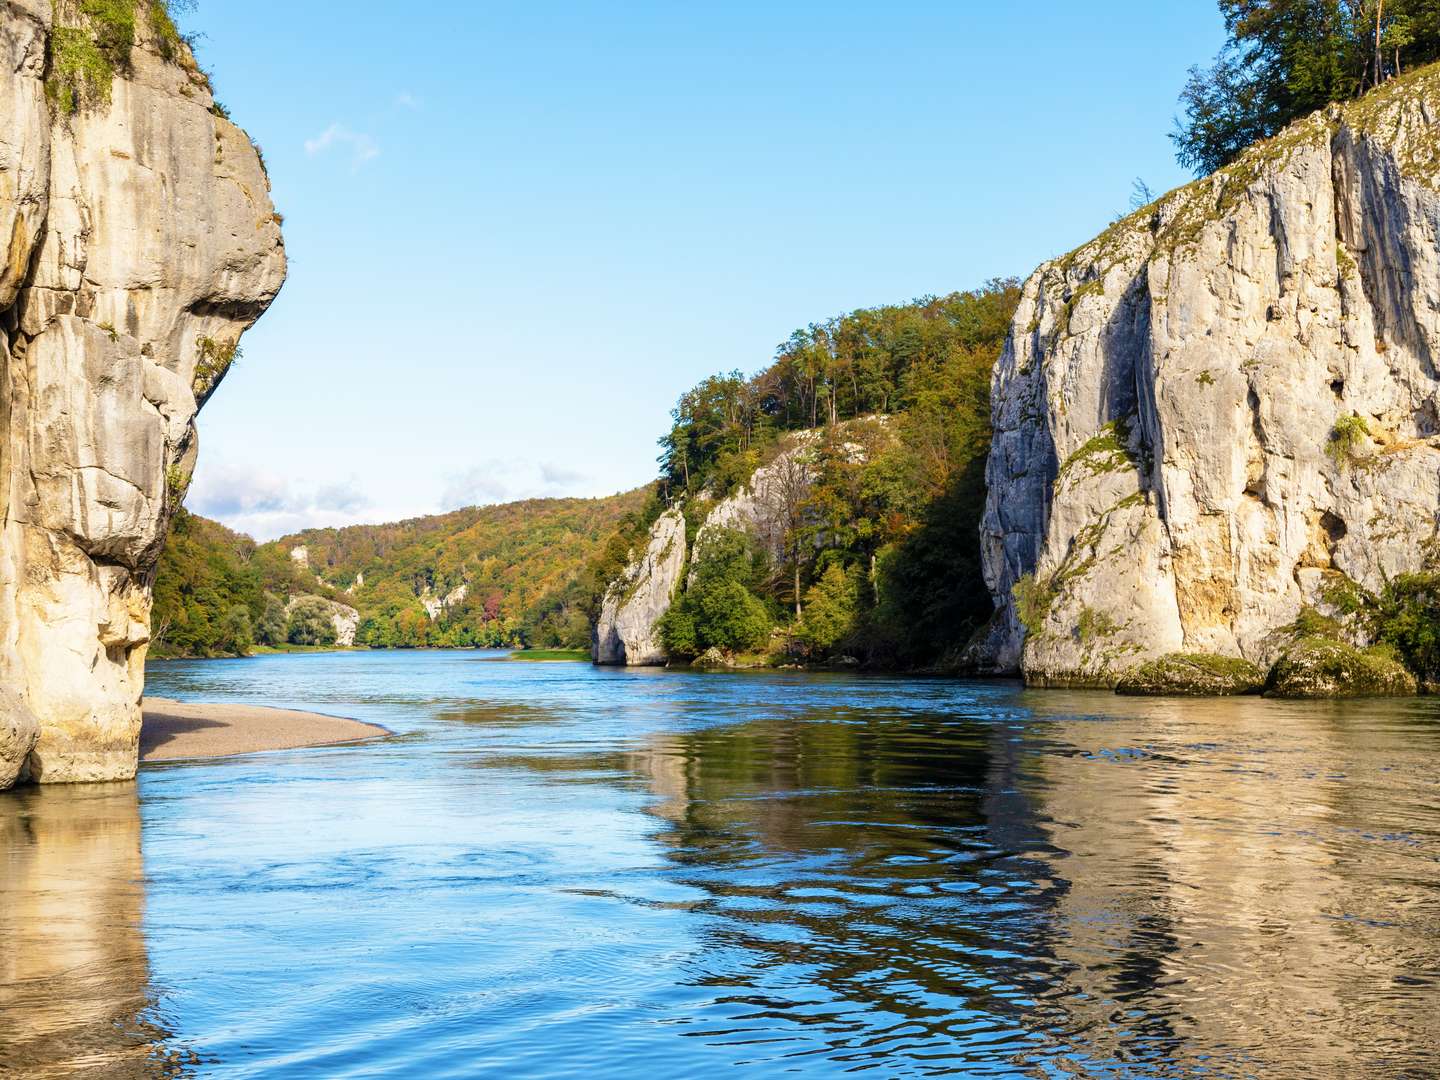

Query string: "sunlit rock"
[[0, 4, 286, 785], [974, 66, 1440, 689]]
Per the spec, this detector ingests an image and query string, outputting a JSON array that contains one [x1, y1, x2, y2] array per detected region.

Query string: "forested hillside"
[[597, 280, 1023, 669], [273, 492, 650, 648], [152, 491, 650, 657]]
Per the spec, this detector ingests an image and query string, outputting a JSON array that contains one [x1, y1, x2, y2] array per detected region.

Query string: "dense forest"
[[618, 281, 1022, 670], [1175, 0, 1440, 172], [149, 510, 345, 657], [274, 492, 648, 649], [151, 492, 648, 657]]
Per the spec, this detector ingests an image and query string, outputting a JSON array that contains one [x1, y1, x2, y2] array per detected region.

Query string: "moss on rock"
[[1264, 637, 1417, 698], [1115, 653, 1265, 697]]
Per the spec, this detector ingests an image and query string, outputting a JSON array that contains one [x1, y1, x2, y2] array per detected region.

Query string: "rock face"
[[1115, 653, 1266, 697], [690, 432, 823, 575], [0, 4, 286, 785], [1264, 638, 1418, 698], [975, 66, 1440, 687], [593, 508, 685, 665]]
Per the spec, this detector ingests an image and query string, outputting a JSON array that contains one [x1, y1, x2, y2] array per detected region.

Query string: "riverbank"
[[140, 698, 389, 763]]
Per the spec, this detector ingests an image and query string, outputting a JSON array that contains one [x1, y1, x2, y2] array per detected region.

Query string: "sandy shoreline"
[[140, 698, 389, 763]]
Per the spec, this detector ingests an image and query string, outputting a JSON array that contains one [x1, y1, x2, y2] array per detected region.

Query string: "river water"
[[1, 650, 1438, 1078]]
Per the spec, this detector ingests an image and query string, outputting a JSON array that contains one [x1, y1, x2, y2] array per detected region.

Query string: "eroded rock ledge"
[[0, 2, 285, 786], [972, 65, 1440, 689]]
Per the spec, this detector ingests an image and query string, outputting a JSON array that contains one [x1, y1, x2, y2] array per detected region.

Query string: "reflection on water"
[[0, 783, 185, 1078], [1, 652, 1438, 1077]]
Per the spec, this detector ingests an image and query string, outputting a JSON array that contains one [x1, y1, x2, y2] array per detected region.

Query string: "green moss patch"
[[1116, 653, 1265, 697], [1264, 637, 1417, 698]]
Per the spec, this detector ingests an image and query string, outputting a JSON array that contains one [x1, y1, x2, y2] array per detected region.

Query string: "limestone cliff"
[[593, 426, 875, 666], [593, 507, 685, 665], [975, 66, 1440, 687], [0, 2, 285, 785]]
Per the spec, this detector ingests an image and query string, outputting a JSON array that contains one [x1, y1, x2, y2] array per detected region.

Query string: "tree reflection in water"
[[621, 692, 1440, 1076]]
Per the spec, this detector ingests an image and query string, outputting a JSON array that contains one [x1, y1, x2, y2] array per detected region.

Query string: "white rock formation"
[[289, 545, 310, 569], [689, 432, 822, 577], [975, 67, 1440, 686], [421, 583, 467, 621], [285, 595, 360, 647], [593, 508, 685, 665], [0, 4, 285, 784], [594, 421, 886, 666]]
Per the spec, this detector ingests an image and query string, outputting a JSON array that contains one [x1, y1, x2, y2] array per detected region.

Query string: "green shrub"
[[1013, 573, 1055, 634], [659, 526, 773, 656], [1325, 414, 1370, 467], [1371, 572, 1440, 679], [47, 1, 183, 115], [287, 597, 337, 646], [193, 336, 241, 402], [796, 564, 862, 654]]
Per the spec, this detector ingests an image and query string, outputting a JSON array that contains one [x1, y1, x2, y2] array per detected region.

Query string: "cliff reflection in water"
[[0, 783, 180, 1078], [625, 692, 1440, 1075]]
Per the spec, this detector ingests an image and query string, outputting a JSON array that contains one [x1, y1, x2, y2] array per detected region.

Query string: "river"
[[2, 649, 1437, 1078]]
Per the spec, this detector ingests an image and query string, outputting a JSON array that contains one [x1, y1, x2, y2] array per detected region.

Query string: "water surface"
[[2, 650, 1438, 1077]]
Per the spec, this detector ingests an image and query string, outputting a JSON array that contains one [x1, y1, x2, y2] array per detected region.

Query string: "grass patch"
[[506, 648, 591, 662]]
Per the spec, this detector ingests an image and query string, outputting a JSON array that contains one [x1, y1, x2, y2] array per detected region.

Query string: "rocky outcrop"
[[1115, 653, 1266, 697], [593, 507, 685, 665], [0, 4, 285, 785], [690, 432, 823, 574], [420, 583, 467, 621], [1264, 638, 1417, 698], [975, 66, 1440, 688], [286, 595, 359, 647]]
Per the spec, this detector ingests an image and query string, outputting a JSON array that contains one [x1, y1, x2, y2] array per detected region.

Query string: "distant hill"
[[151, 489, 654, 658]]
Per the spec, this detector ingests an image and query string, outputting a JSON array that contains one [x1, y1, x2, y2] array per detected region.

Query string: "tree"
[[796, 564, 861, 654], [287, 597, 338, 646], [257, 594, 287, 646], [658, 527, 774, 656], [1174, 0, 1440, 175], [219, 604, 254, 656]]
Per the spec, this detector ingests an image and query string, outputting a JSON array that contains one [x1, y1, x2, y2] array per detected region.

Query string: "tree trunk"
[[1376, 0, 1385, 89]]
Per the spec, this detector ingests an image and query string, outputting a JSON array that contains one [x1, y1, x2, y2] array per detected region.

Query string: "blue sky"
[[181, 1, 1224, 539]]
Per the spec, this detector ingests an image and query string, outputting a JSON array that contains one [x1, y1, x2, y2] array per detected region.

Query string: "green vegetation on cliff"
[[1175, 0, 1440, 173], [633, 280, 1021, 669], [47, 0, 185, 114]]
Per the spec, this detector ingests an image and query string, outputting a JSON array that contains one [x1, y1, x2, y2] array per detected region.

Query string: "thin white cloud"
[[394, 91, 422, 110], [441, 459, 595, 510], [304, 123, 380, 170], [186, 463, 377, 540]]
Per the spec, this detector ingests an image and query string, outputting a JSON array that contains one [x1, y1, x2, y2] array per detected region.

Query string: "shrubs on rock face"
[[658, 528, 772, 659], [1264, 637, 1417, 698], [1115, 653, 1265, 697], [1369, 572, 1440, 683]]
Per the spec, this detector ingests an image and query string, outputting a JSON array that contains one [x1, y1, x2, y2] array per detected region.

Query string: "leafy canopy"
[[1175, 0, 1440, 173]]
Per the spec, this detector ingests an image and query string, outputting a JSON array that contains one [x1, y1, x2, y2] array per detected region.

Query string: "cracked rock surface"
[[972, 66, 1440, 687], [0, 3, 285, 785]]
